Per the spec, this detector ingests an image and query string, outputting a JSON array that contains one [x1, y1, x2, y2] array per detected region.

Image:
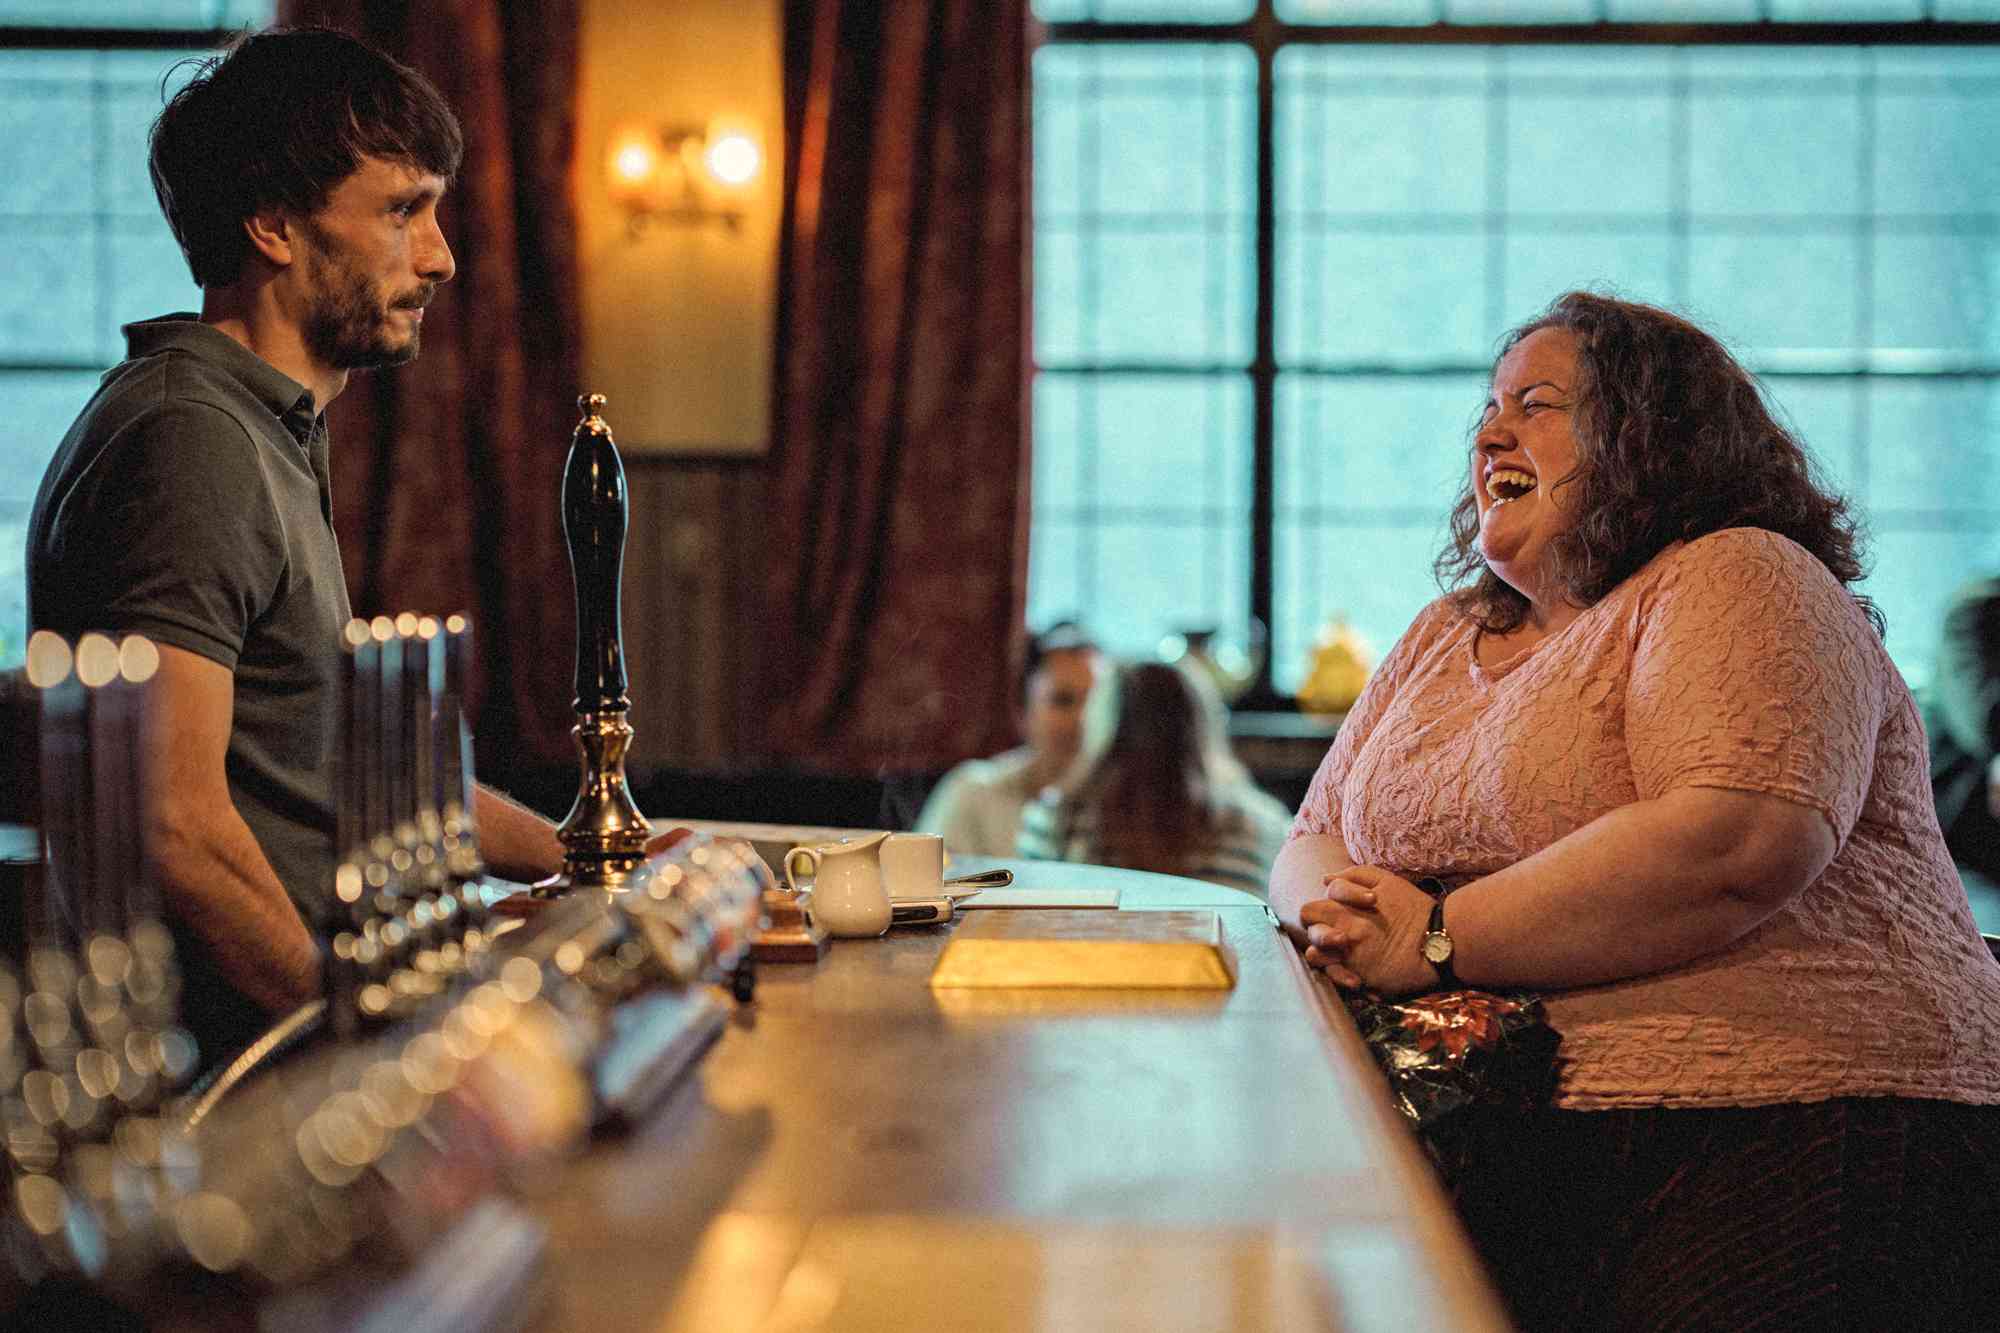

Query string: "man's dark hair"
[[1021, 620, 1096, 705], [1436, 290, 1880, 636], [149, 26, 463, 288]]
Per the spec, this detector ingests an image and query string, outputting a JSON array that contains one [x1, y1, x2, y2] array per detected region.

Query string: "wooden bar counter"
[[523, 853, 1510, 1332]]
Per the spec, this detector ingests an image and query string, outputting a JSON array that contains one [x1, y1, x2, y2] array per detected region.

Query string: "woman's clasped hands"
[[1300, 866, 1446, 997]]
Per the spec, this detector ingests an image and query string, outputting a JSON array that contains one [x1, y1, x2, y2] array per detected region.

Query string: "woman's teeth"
[[1486, 468, 1535, 503]]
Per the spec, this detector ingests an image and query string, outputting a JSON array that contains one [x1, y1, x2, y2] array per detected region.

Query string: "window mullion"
[[1245, 12, 1281, 708]]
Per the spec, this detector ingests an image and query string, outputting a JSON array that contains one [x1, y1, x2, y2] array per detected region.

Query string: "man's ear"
[[242, 209, 297, 269]]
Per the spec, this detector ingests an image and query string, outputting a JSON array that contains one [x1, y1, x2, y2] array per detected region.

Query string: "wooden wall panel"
[[621, 458, 766, 774]]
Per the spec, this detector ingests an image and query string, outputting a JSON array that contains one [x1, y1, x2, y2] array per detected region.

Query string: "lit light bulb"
[[613, 140, 656, 185], [605, 123, 663, 203], [702, 125, 761, 188]]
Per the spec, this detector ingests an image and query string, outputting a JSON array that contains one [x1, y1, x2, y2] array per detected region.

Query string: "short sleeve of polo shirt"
[[44, 399, 287, 671]]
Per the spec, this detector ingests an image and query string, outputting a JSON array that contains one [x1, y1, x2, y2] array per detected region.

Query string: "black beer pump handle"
[[563, 393, 631, 716]]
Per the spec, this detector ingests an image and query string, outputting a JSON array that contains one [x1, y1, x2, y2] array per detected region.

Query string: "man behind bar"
[[26, 28, 571, 1065]]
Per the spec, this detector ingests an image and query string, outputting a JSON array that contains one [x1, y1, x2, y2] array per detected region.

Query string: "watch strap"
[[1416, 877, 1459, 990]]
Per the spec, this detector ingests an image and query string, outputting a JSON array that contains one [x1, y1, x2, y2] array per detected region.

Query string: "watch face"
[[1421, 931, 1453, 964]]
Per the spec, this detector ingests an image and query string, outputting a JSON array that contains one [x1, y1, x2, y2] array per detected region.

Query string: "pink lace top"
[[1293, 527, 2000, 1109]]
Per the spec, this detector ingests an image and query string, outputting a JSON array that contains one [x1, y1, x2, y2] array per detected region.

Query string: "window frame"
[[0, 18, 262, 668], [1027, 5, 2000, 708]]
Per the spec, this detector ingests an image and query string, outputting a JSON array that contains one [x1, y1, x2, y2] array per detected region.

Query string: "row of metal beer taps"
[[5, 630, 203, 1298], [6, 609, 768, 1313], [3, 399, 770, 1318], [326, 611, 501, 1037]]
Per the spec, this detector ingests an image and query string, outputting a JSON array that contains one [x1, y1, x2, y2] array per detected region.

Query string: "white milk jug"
[[783, 830, 893, 938]]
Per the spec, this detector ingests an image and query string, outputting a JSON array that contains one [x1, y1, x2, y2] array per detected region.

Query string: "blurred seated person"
[[1924, 575, 2000, 896], [1277, 291, 2000, 1328], [1017, 659, 1290, 897], [916, 622, 1099, 856]]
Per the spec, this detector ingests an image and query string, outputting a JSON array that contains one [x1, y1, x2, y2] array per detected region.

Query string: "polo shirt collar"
[[122, 314, 321, 447]]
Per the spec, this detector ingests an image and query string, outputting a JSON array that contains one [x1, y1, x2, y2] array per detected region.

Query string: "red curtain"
[[278, 0, 582, 782], [761, 0, 1031, 774]]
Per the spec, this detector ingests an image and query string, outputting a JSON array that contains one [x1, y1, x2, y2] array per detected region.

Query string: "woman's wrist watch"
[[1414, 876, 1458, 990]]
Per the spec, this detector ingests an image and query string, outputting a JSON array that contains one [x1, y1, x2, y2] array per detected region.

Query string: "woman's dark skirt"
[[1447, 1096, 2000, 1331]]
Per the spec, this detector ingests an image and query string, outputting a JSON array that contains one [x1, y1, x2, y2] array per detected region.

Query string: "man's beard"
[[298, 223, 431, 372]]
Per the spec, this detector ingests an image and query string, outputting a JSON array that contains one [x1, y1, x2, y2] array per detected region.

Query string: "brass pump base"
[[535, 709, 651, 900]]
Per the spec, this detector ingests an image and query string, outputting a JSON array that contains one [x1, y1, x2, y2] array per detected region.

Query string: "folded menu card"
[[954, 886, 1119, 911], [929, 910, 1236, 991]]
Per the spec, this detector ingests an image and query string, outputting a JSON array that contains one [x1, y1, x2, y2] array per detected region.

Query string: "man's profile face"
[[1024, 647, 1099, 768], [294, 155, 455, 372]]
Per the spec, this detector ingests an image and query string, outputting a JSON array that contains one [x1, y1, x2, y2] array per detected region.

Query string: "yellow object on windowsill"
[[1296, 617, 1376, 716], [929, 910, 1236, 990]]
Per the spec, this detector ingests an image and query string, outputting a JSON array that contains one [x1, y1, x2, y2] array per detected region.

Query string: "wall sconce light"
[[606, 117, 763, 236]]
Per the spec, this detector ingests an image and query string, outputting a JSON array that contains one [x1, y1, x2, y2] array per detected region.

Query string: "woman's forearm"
[[1445, 786, 1836, 990], [1269, 832, 1355, 939]]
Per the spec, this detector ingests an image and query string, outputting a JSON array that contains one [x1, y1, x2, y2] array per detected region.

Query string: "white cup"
[[880, 832, 945, 898]]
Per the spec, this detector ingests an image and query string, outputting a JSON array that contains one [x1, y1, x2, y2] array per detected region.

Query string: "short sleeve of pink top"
[[1292, 527, 2000, 1110]]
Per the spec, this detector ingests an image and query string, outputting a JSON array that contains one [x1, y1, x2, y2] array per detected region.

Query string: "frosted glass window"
[[1505, 93, 1676, 219], [1275, 47, 1490, 367], [0, 14, 274, 667], [1030, 44, 1257, 660], [1445, 0, 1599, 20], [1282, 231, 1494, 367], [1873, 235, 2000, 357], [1028, 373, 1251, 658], [1276, 522, 1457, 678], [1502, 231, 1676, 323], [1763, 376, 1865, 497], [1276, 49, 1489, 218], [1034, 0, 1254, 21], [1873, 528, 2000, 665], [0, 1, 265, 24], [1033, 44, 1255, 368], [1605, 1, 1760, 16], [1688, 85, 1863, 219], [1272, 0, 2000, 19], [1688, 233, 1866, 354], [1867, 379, 2000, 517], [1273, 374, 1483, 680], [0, 371, 105, 665], [1875, 83, 2000, 217], [1029, 369, 1252, 661], [1274, 1, 1436, 22], [1768, 0, 1925, 16], [1274, 0, 1963, 17], [1030, 23, 2000, 699]]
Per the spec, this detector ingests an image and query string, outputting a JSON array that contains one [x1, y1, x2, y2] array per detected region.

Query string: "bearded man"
[[26, 28, 571, 1067]]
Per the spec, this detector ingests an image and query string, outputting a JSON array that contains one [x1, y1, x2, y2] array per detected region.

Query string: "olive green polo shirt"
[[29, 314, 351, 1058]]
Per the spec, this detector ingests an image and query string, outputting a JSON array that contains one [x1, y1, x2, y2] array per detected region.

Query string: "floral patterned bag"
[[1344, 988, 1562, 1175]]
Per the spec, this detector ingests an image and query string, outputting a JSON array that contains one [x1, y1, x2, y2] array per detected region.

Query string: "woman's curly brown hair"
[[1435, 291, 1881, 635]]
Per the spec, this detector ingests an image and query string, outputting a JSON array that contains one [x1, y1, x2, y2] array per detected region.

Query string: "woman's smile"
[[1472, 326, 1583, 604]]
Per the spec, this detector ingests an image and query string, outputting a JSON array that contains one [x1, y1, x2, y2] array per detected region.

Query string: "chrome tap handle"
[[408, 615, 445, 885], [337, 619, 373, 875], [439, 614, 484, 883], [29, 631, 84, 949], [374, 616, 408, 880]]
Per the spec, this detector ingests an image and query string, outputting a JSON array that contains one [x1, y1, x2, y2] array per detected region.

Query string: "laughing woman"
[[1272, 292, 2000, 1331]]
